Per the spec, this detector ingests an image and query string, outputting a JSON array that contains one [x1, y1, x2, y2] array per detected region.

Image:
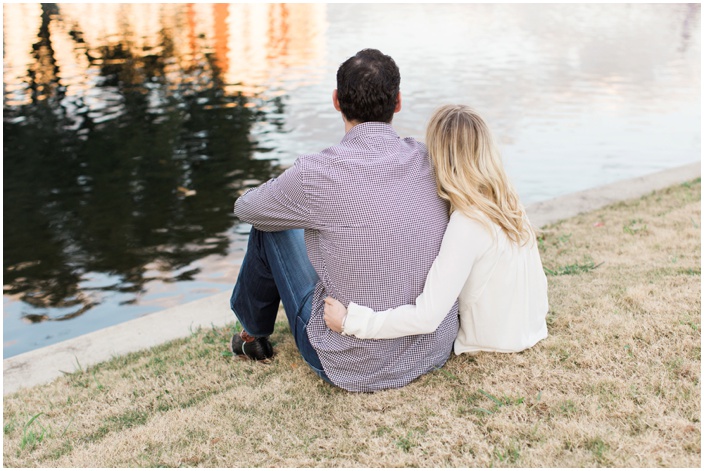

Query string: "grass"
[[2, 179, 701, 467], [543, 259, 603, 276], [20, 413, 46, 452]]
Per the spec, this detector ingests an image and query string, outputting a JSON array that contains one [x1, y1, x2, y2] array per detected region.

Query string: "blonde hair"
[[426, 104, 534, 245]]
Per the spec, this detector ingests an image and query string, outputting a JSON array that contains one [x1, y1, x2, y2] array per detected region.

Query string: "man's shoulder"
[[288, 150, 333, 176], [400, 135, 427, 150], [294, 134, 428, 168]]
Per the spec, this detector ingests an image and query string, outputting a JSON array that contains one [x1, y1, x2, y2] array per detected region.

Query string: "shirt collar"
[[340, 121, 399, 144]]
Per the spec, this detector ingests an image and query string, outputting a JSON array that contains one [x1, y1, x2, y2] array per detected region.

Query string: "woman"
[[323, 105, 548, 354]]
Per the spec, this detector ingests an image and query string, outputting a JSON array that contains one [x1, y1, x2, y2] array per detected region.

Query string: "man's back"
[[236, 122, 459, 391]]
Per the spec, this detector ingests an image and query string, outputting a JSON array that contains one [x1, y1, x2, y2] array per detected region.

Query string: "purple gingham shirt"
[[235, 122, 459, 392]]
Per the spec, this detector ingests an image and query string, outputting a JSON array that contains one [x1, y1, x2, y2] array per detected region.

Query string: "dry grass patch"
[[3, 179, 700, 467]]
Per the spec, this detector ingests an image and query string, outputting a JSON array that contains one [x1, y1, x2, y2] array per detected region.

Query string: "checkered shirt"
[[235, 122, 459, 392]]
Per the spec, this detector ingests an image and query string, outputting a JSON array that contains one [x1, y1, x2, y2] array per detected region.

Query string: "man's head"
[[334, 49, 401, 124]]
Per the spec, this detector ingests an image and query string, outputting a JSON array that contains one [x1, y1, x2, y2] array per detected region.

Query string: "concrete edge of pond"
[[3, 161, 701, 396]]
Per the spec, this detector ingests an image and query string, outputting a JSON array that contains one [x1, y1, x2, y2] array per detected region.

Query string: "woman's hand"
[[323, 297, 348, 333]]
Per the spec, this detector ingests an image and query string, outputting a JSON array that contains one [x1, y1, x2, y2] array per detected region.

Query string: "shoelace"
[[241, 339, 252, 359]]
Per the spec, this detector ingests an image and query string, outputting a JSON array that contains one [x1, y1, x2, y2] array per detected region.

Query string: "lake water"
[[3, 3, 701, 357]]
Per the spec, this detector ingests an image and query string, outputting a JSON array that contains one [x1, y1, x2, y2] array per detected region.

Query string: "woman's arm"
[[324, 212, 493, 338]]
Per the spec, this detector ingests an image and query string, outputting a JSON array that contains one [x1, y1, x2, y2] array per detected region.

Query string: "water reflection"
[[3, 3, 326, 337]]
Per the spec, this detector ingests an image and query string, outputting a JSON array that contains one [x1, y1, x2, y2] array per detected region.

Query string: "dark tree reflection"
[[3, 5, 280, 322]]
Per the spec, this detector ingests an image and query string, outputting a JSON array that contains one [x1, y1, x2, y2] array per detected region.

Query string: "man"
[[229, 49, 459, 392]]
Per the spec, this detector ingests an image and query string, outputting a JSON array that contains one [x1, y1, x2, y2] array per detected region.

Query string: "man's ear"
[[394, 91, 402, 113], [333, 89, 342, 112]]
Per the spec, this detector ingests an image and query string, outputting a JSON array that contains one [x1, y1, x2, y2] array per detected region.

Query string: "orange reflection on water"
[[3, 3, 327, 105], [3, 3, 42, 106]]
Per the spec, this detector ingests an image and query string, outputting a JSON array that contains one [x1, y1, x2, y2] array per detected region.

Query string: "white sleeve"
[[342, 213, 493, 338]]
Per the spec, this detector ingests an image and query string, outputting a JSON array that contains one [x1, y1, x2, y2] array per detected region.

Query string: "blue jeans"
[[229, 228, 330, 383]]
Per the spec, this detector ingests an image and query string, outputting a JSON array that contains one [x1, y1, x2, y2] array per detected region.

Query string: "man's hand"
[[323, 297, 347, 333]]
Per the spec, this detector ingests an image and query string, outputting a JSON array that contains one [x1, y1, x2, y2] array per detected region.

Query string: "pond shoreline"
[[3, 161, 700, 395]]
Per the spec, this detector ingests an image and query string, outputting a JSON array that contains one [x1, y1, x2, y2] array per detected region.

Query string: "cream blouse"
[[342, 211, 549, 354]]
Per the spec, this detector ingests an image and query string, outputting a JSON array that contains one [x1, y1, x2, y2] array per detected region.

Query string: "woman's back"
[[452, 212, 548, 354]]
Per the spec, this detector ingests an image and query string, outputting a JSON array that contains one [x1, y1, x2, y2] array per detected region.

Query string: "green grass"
[[20, 413, 47, 452], [544, 260, 603, 276], [623, 218, 648, 235], [395, 432, 416, 453], [585, 436, 610, 465]]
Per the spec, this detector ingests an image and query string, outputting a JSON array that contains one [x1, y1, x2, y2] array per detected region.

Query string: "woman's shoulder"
[[450, 210, 499, 233], [448, 211, 497, 246]]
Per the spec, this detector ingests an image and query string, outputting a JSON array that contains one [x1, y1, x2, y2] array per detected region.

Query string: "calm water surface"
[[3, 3, 700, 357]]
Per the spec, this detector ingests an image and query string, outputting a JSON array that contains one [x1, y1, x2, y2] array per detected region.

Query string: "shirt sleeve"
[[342, 212, 493, 338], [234, 159, 312, 231]]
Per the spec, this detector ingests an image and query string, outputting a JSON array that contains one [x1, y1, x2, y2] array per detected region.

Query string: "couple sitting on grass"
[[228, 49, 549, 392]]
